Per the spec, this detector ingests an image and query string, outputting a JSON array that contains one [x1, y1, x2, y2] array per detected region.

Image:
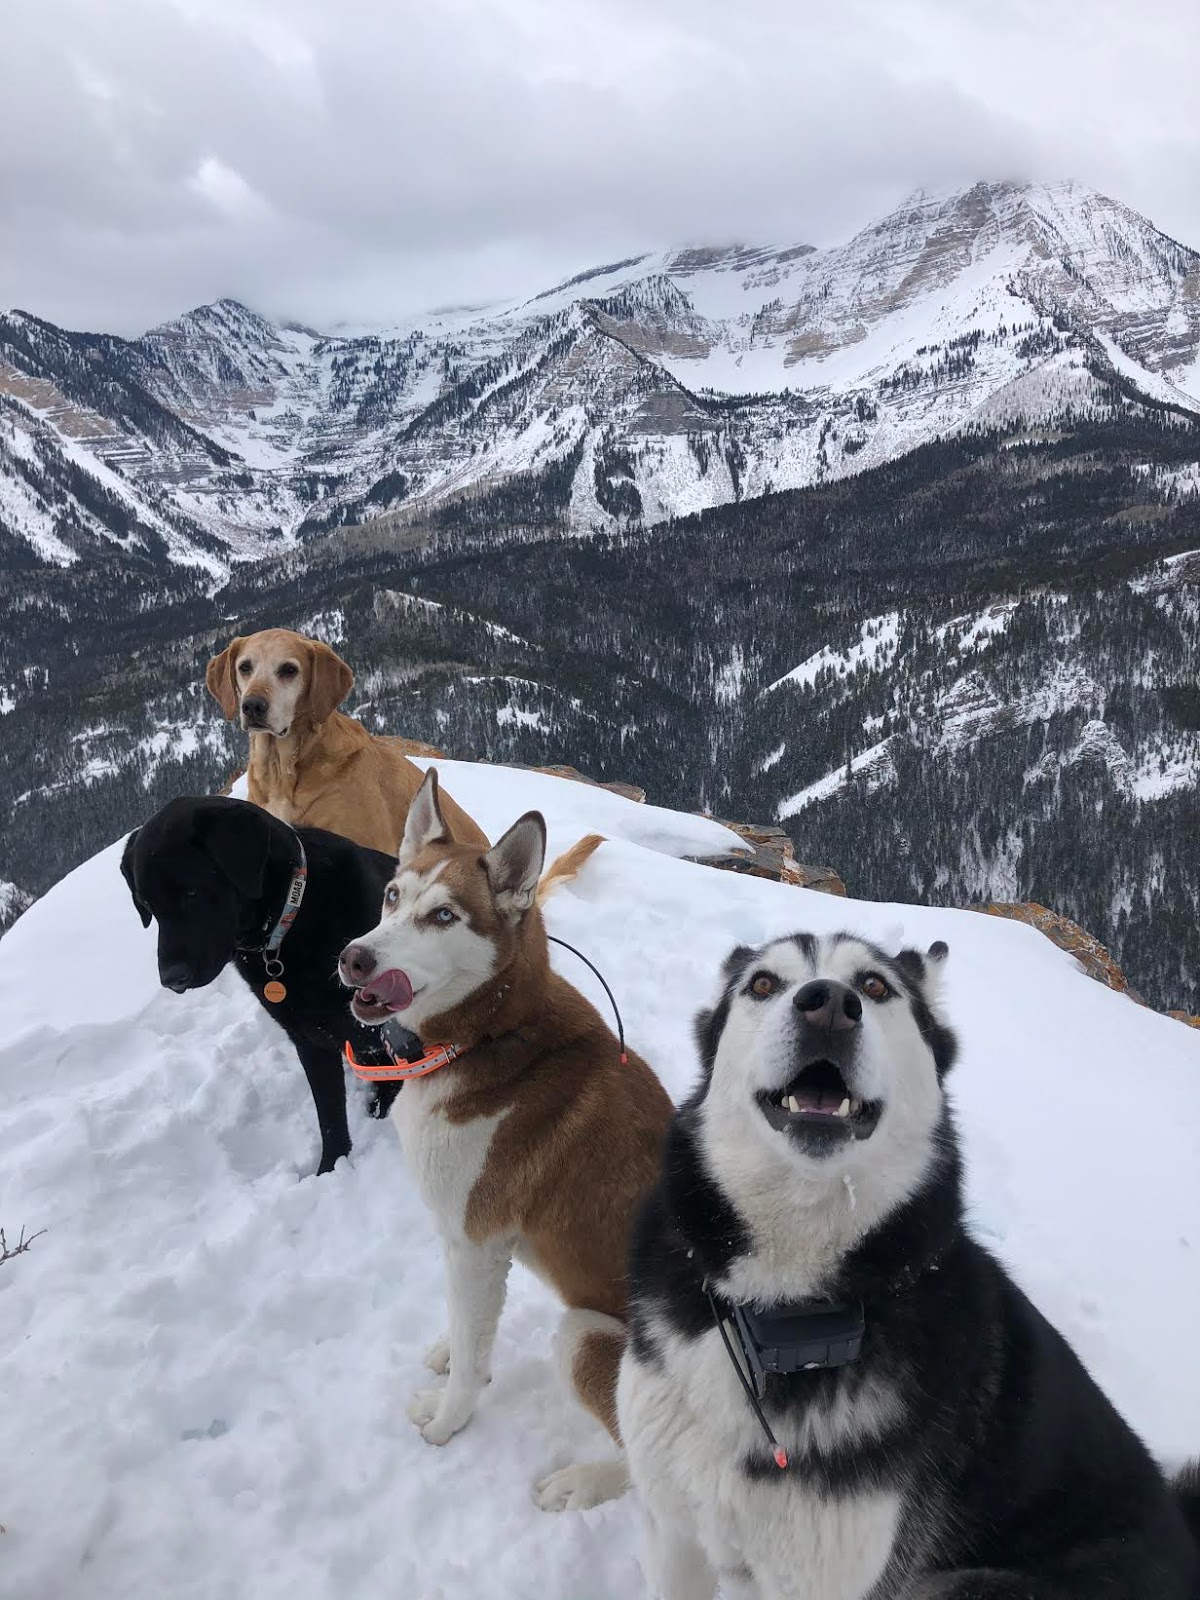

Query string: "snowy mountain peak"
[[139, 298, 318, 390], [143, 296, 313, 349], [3, 177, 1200, 571]]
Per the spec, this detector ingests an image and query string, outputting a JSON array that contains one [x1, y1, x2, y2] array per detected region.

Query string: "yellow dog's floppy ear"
[[305, 639, 354, 723], [206, 637, 246, 720]]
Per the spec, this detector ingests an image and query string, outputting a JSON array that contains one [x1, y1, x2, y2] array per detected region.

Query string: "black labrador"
[[120, 795, 411, 1174]]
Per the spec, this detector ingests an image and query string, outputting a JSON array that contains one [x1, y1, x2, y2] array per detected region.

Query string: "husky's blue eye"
[[433, 906, 457, 926]]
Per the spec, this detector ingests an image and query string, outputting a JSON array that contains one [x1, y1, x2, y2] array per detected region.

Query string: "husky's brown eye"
[[749, 971, 779, 999], [861, 973, 891, 1001]]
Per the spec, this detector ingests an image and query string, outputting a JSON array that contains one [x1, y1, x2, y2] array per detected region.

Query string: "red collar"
[[343, 1038, 465, 1083]]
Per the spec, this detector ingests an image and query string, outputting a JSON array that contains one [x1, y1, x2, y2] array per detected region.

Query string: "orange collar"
[[343, 1038, 466, 1083]]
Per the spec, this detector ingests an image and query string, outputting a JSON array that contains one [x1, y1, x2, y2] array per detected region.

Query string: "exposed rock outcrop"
[[969, 902, 1143, 999], [691, 820, 848, 895], [528, 764, 647, 804]]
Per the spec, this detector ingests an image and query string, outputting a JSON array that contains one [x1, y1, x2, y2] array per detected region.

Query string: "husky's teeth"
[[786, 1095, 802, 1114], [836, 1098, 851, 1117]]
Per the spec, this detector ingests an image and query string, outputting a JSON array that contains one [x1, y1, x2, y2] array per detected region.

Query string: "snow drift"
[[1, 760, 1198, 1599]]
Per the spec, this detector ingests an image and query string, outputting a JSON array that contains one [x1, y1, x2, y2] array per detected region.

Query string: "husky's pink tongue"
[[359, 968, 414, 1012], [796, 1084, 844, 1113]]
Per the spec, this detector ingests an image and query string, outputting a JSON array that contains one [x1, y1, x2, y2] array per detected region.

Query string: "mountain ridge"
[[3, 178, 1199, 572]]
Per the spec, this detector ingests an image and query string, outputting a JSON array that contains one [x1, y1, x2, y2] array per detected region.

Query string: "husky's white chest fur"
[[390, 1073, 507, 1239], [618, 1317, 901, 1600]]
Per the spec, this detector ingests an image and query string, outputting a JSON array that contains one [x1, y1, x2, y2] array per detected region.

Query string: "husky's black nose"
[[793, 980, 861, 1032], [241, 694, 269, 723]]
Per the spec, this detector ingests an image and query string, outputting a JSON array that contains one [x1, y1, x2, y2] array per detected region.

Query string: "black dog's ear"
[[196, 805, 269, 900], [120, 830, 153, 928]]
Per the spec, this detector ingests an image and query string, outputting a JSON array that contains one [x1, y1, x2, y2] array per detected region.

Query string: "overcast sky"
[[2, 0, 1197, 336]]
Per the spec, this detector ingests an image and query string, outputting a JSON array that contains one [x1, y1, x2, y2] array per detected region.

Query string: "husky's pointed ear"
[[205, 636, 246, 720], [484, 811, 546, 922], [120, 830, 152, 928], [305, 638, 354, 724], [894, 940, 950, 1005], [398, 769, 452, 867], [922, 940, 950, 1006], [722, 943, 756, 981]]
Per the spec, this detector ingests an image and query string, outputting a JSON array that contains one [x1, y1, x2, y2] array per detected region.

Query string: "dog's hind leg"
[[295, 1039, 352, 1175], [408, 1238, 510, 1447], [558, 1307, 624, 1439], [534, 1309, 630, 1512]]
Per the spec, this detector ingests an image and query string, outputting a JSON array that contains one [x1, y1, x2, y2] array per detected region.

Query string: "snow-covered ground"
[[1, 760, 1198, 1599]]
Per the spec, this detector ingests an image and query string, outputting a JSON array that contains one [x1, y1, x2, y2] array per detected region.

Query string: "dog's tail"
[[1173, 1459, 1200, 1548], [537, 834, 605, 905]]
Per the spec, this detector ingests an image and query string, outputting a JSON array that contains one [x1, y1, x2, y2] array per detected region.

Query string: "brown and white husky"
[[338, 769, 673, 1511]]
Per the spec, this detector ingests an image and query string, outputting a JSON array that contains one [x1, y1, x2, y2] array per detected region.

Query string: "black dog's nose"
[[341, 943, 376, 984], [793, 980, 861, 1032], [160, 962, 193, 994], [241, 694, 269, 722]]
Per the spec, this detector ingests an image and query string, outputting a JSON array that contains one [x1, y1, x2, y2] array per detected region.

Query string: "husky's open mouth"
[[757, 1060, 882, 1142]]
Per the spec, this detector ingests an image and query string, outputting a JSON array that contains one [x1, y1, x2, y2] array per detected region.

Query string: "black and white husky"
[[617, 932, 1200, 1600]]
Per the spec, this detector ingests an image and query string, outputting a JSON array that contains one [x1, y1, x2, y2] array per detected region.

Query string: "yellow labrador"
[[206, 628, 488, 855]]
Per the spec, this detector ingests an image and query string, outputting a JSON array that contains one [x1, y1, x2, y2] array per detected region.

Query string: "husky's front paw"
[[533, 1459, 629, 1512], [424, 1335, 451, 1375], [407, 1388, 471, 1446]]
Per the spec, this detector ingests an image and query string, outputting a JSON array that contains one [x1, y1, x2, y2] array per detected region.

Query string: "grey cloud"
[[1, 0, 1196, 333]]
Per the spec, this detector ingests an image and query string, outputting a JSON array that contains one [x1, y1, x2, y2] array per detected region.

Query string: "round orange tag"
[[263, 980, 288, 1004]]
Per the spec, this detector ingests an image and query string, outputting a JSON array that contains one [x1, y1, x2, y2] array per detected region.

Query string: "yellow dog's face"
[[205, 628, 354, 736]]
